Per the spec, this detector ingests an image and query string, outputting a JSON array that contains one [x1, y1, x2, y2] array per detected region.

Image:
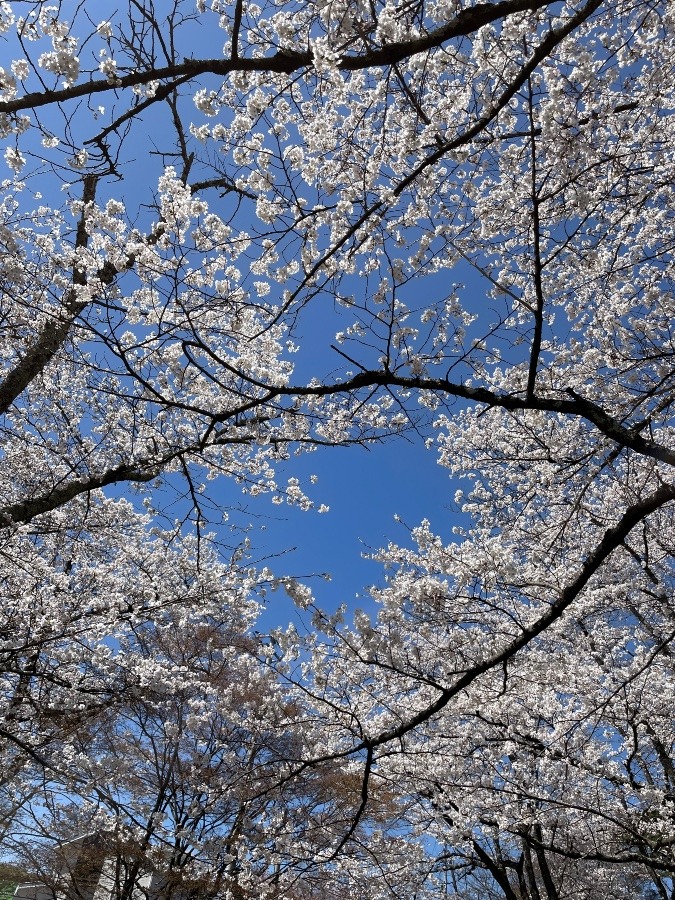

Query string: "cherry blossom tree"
[[0, 0, 674, 897], [8, 589, 422, 900]]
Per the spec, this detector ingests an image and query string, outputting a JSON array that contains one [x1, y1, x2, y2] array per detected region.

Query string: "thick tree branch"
[[0, 175, 98, 416], [473, 841, 519, 900], [526, 76, 546, 401], [361, 480, 675, 748], [0, 462, 159, 525], [281, 371, 675, 467], [0, 0, 575, 117]]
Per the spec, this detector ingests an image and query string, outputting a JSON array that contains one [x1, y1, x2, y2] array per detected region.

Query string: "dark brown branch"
[[472, 841, 519, 900], [526, 76, 545, 401], [0, 462, 159, 525], [85, 75, 193, 148], [389, 0, 604, 198], [530, 824, 560, 900], [0, 0, 568, 116], [5, 362, 663, 529], [364, 479, 675, 748], [279, 370, 675, 467], [231, 0, 244, 61], [520, 830, 543, 900], [0, 176, 98, 416], [327, 746, 374, 860], [0, 213, 165, 417], [189, 176, 257, 200], [527, 832, 675, 876]]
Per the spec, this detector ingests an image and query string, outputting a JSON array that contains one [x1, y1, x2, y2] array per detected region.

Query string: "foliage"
[[0, 862, 31, 899], [0, 0, 674, 897]]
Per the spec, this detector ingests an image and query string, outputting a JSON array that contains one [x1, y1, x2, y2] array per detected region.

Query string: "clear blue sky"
[[242, 426, 463, 629]]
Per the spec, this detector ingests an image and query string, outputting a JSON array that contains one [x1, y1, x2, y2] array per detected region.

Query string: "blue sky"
[[246, 424, 462, 628]]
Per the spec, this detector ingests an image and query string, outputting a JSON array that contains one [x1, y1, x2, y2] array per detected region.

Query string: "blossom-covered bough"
[[0, 0, 673, 897]]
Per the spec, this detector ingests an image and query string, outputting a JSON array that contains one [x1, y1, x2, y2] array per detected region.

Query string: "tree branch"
[[0, 0, 575, 117]]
